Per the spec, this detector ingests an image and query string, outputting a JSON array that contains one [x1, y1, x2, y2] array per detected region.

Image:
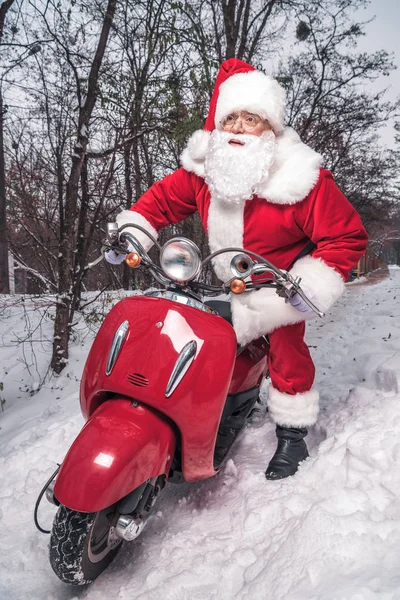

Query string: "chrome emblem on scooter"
[[165, 340, 197, 398], [105, 320, 129, 376]]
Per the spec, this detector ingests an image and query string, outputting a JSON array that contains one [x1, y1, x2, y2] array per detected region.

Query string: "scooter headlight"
[[160, 238, 201, 283]]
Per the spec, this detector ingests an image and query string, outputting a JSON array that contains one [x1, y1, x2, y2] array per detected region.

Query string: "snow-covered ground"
[[1, 269, 400, 600]]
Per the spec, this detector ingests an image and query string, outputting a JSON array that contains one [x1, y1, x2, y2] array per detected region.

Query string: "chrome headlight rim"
[[160, 237, 202, 283]]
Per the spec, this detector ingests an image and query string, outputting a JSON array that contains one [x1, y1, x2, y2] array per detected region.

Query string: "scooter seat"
[[204, 300, 233, 326]]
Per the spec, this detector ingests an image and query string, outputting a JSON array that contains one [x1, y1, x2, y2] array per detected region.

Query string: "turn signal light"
[[230, 278, 246, 294], [125, 252, 141, 268]]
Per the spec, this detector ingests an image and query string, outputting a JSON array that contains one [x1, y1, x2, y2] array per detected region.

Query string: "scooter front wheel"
[[49, 504, 123, 585]]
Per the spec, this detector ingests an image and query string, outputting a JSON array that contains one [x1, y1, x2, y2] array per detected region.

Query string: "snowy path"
[[1, 270, 400, 599]]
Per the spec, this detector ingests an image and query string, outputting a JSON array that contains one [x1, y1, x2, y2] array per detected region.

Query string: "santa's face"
[[220, 110, 273, 140], [204, 119, 276, 205]]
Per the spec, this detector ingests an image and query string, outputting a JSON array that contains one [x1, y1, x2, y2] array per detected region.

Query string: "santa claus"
[[106, 59, 368, 480]]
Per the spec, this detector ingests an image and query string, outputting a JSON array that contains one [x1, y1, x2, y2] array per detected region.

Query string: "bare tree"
[[280, 0, 400, 226], [19, 0, 119, 372], [0, 0, 17, 294]]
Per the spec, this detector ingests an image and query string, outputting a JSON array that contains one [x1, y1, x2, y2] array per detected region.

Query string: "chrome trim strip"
[[165, 340, 197, 398], [144, 290, 217, 315], [106, 320, 129, 376]]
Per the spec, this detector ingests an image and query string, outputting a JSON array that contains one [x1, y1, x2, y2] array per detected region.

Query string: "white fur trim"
[[207, 198, 245, 281], [231, 289, 309, 346], [231, 255, 345, 345], [180, 130, 210, 177], [206, 182, 306, 344], [180, 127, 322, 205], [268, 387, 319, 427], [255, 128, 322, 205], [290, 255, 345, 313], [215, 71, 286, 133], [187, 129, 210, 160], [115, 210, 158, 252]]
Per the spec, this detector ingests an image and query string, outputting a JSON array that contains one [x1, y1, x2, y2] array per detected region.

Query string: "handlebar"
[[203, 247, 325, 317], [85, 223, 324, 318]]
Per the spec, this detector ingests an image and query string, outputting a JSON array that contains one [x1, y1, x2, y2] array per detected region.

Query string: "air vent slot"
[[127, 373, 149, 387]]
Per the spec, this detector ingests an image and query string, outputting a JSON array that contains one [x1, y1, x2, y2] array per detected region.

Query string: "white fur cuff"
[[231, 255, 344, 346], [289, 255, 345, 313], [231, 289, 307, 346], [115, 210, 158, 252], [268, 386, 319, 427]]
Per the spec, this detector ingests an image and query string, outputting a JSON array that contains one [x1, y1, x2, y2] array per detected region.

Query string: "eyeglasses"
[[220, 111, 264, 131]]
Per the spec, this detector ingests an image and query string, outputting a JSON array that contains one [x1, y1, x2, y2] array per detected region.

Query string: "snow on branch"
[[13, 257, 57, 291]]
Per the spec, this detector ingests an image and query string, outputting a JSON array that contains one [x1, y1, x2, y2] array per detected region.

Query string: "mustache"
[[215, 131, 258, 146]]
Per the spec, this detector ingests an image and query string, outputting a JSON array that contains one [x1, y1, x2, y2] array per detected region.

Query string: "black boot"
[[265, 425, 309, 480]]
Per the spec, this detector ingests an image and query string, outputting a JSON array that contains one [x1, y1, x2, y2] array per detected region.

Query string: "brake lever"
[[86, 253, 105, 269], [292, 287, 325, 317], [246, 263, 325, 318], [85, 242, 128, 270], [274, 271, 325, 317]]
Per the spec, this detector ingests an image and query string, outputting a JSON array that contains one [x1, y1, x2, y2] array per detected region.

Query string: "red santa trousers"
[[266, 321, 318, 428]]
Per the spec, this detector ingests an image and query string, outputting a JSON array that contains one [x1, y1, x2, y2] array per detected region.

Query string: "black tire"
[[49, 504, 123, 585]]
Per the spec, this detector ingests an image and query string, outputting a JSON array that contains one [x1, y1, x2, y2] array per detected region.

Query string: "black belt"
[[289, 240, 316, 268]]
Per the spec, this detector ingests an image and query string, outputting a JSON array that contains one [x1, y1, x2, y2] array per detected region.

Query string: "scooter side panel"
[[54, 399, 176, 512], [229, 338, 269, 394], [80, 296, 237, 482]]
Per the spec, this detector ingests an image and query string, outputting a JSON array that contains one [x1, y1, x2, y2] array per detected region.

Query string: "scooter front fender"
[[54, 399, 176, 512]]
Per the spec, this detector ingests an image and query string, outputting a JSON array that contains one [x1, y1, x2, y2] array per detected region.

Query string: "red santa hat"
[[181, 59, 287, 172], [204, 58, 286, 134]]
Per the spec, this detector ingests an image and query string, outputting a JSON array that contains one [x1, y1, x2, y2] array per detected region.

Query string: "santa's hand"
[[288, 292, 313, 313], [104, 249, 126, 265]]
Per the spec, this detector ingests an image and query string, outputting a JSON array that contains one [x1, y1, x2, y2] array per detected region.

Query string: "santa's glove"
[[288, 292, 314, 313], [104, 248, 126, 265]]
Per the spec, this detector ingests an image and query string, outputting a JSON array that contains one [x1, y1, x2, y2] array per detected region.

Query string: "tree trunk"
[[0, 89, 9, 293], [71, 155, 89, 312], [0, 0, 17, 294]]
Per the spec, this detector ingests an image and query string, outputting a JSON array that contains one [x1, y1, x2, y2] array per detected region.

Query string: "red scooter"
[[35, 223, 321, 585]]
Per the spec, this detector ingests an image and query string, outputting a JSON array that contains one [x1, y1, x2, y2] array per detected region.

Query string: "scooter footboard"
[[54, 399, 176, 512]]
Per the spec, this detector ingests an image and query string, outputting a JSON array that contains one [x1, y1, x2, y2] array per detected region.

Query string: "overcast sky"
[[360, 0, 399, 70], [357, 0, 399, 146]]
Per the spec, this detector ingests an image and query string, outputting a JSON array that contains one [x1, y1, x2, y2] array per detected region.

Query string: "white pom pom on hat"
[[187, 128, 211, 160]]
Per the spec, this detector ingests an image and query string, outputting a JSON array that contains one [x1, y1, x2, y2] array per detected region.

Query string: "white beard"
[[204, 130, 276, 205]]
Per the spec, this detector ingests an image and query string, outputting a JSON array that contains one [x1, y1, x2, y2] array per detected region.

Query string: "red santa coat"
[[117, 127, 368, 348]]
